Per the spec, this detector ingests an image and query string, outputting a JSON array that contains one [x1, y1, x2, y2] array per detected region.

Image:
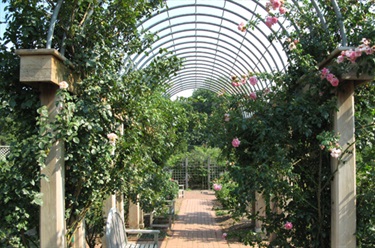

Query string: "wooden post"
[[207, 157, 211, 190], [102, 195, 116, 248], [70, 219, 86, 248], [318, 47, 374, 248], [331, 82, 356, 247], [254, 192, 266, 235], [16, 49, 77, 248], [139, 209, 145, 229], [128, 197, 141, 229], [185, 157, 189, 190], [39, 84, 67, 248]]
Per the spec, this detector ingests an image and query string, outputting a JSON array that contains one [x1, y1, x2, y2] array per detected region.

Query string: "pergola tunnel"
[[0, 0, 374, 248]]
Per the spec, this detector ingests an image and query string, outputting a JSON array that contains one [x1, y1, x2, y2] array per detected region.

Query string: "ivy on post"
[[15, 49, 76, 248]]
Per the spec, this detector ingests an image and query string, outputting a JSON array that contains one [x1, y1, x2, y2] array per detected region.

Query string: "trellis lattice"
[[0, 146, 10, 160]]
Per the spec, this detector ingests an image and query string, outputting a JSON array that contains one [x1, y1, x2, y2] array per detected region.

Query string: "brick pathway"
[[159, 190, 250, 248]]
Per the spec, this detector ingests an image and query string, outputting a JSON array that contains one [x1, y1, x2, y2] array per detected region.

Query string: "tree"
[[0, 0, 188, 246]]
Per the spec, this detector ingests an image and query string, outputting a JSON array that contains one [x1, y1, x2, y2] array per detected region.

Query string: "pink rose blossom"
[[232, 81, 239, 87], [329, 77, 339, 87], [288, 43, 297, 51], [361, 38, 370, 46], [320, 68, 330, 79], [249, 76, 258, 86], [284, 221, 293, 230], [337, 55, 345, 63], [59, 81, 69, 90], [265, 16, 274, 28], [249, 92, 257, 100], [222, 233, 227, 239], [279, 6, 287, 14], [354, 48, 362, 58], [107, 133, 118, 144], [241, 78, 246, 85], [271, 16, 278, 24], [271, 0, 281, 9], [321, 68, 330, 77], [365, 46, 374, 55], [330, 148, 342, 158], [326, 73, 334, 82], [232, 138, 241, 148], [238, 22, 246, 32], [345, 50, 357, 63], [213, 183, 222, 191]]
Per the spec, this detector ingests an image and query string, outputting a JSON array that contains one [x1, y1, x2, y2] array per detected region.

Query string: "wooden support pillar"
[[102, 195, 117, 248], [128, 198, 141, 229], [116, 193, 125, 222], [70, 219, 86, 248], [16, 49, 76, 248], [254, 192, 266, 234], [185, 158, 189, 190], [39, 84, 66, 248], [331, 82, 356, 247], [139, 209, 145, 229]]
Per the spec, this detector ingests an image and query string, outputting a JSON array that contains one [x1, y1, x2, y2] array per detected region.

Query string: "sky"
[[0, 2, 6, 39]]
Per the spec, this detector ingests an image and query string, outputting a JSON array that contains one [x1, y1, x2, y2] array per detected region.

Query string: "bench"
[[149, 200, 175, 230], [178, 184, 185, 198], [106, 208, 160, 248]]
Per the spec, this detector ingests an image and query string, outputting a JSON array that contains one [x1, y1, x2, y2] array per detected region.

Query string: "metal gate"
[[171, 158, 226, 190]]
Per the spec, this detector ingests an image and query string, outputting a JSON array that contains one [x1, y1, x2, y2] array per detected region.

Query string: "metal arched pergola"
[[125, 0, 346, 98]]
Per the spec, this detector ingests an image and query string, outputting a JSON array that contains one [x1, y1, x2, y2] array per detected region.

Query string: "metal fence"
[[171, 158, 226, 190], [0, 146, 10, 161]]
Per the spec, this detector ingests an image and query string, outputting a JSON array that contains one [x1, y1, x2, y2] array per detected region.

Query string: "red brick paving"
[[159, 190, 250, 248]]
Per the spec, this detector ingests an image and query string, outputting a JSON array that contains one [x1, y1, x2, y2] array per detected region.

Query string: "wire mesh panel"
[[171, 158, 226, 190], [0, 146, 10, 161]]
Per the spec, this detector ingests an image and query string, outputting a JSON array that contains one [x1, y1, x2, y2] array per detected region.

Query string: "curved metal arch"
[[177, 53, 247, 81], [180, 55, 244, 76], [132, 37, 274, 93], [160, 45, 271, 92], [167, 78, 230, 96], [130, 3, 290, 96], [168, 71, 235, 93], [131, 27, 270, 76], [136, 38, 254, 75], [167, 84, 221, 98], [180, 62, 234, 79], [177, 62, 265, 93], [138, 43, 253, 81], [168, 70, 245, 95], [156, 45, 263, 95], [134, 10, 287, 73], [170, 50, 269, 91], [166, 79, 233, 97], [131, 0, 346, 97]]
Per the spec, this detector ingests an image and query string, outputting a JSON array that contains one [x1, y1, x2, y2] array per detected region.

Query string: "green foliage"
[[167, 146, 224, 166], [213, 172, 238, 211], [0, 0, 189, 246], [209, 1, 375, 247], [177, 89, 229, 147], [84, 200, 105, 248], [0, 0, 374, 247], [355, 82, 375, 247]]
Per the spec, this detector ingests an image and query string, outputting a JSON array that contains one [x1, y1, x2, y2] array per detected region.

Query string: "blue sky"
[[0, 2, 7, 38]]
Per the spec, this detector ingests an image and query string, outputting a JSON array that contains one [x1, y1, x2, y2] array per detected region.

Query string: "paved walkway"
[[159, 190, 249, 248]]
